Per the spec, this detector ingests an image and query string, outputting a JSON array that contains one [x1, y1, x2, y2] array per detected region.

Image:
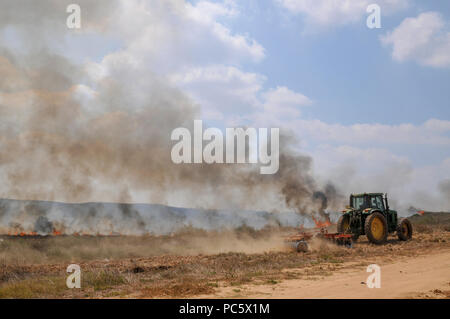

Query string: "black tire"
[[364, 212, 388, 245], [296, 241, 308, 252], [397, 218, 413, 241], [345, 238, 353, 248], [337, 215, 359, 242]]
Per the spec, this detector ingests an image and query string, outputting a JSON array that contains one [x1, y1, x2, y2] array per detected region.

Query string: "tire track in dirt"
[[204, 249, 450, 299]]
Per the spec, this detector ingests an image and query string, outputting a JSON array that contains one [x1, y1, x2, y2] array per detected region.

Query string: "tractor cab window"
[[370, 196, 385, 210], [352, 196, 365, 209]]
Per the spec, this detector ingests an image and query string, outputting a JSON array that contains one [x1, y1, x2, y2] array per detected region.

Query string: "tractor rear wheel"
[[337, 215, 359, 242], [397, 218, 413, 241], [364, 212, 388, 245]]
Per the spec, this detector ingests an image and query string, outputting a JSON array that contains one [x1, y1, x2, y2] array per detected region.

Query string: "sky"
[[1, 0, 449, 212], [162, 0, 450, 210]]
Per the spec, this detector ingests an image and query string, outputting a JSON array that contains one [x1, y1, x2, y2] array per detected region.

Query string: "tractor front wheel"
[[397, 218, 413, 241], [364, 212, 388, 245], [337, 215, 359, 242]]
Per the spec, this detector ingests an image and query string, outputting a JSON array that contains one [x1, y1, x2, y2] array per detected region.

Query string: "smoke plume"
[[0, 0, 344, 235]]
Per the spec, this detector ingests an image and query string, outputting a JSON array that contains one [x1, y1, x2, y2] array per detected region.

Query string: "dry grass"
[[409, 213, 450, 233], [0, 216, 449, 299], [0, 227, 286, 265], [140, 279, 215, 298], [0, 276, 67, 298]]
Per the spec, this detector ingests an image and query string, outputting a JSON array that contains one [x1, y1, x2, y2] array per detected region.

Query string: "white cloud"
[[276, 0, 408, 27], [312, 144, 413, 187], [423, 118, 450, 131], [186, 0, 239, 23], [284, 119, 450, 146], [311, 144, 450, 212], [100, 0, 264, 74], [381, 12, 450, 68], [185, 1, 265, 62], [170, 65, 312, 125], [78, 0, 269, 121], [262, 86, 312, 116], [170, 65, 265, 121]]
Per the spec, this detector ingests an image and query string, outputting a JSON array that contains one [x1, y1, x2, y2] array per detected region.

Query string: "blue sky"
[[216, 0, 450, 126], [53, 0, 449, 132], [175, 0, 450, 209], [169, 1, 450, 173]]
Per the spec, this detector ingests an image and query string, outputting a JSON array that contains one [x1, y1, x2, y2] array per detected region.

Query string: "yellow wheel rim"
[[371, 216, 385, 240], [342, 217, 350, 232]]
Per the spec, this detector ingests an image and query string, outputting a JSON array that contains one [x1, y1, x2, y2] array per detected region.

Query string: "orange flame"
[[7, 231, 38, 236], [312, 216, 332, 228]]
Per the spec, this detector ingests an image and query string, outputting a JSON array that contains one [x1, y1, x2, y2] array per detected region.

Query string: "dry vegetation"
[[0, 214, 449, 298]]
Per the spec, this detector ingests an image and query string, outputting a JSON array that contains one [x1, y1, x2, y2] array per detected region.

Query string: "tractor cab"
[[349, 193, 388, 212]]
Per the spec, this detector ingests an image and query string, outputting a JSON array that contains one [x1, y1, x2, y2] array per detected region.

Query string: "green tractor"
[[337, 193, 412, 245]]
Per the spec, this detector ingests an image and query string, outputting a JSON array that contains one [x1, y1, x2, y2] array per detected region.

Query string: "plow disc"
[[284, 228, 353, 252]]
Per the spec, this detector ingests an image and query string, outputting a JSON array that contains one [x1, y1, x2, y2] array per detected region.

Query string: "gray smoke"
[[0, 198, 317, 235], [438, 179, 450, 211], [0, 0, 345, 235], [34, 216, 54, 234]]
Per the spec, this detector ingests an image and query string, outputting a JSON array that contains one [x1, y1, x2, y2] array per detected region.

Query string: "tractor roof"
[[351, 192, 384, 197]]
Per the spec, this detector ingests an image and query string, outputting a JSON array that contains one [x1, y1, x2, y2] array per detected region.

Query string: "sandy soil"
[[204, 249, 450, 299]]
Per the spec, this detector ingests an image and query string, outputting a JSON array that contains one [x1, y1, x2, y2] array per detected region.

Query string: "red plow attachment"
[[284, 228, 353, 252]]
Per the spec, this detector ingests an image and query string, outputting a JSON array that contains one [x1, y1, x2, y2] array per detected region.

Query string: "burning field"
[[0, 0, 449, 302], [0, 211, 449, 299], [0, 198, 336, 237]]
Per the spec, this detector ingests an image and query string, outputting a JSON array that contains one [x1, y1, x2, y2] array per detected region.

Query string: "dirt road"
[[207, 249, 450, 299]]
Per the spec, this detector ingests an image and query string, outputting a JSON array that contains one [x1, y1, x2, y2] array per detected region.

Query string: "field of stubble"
[[0, 213, 449, 298]]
